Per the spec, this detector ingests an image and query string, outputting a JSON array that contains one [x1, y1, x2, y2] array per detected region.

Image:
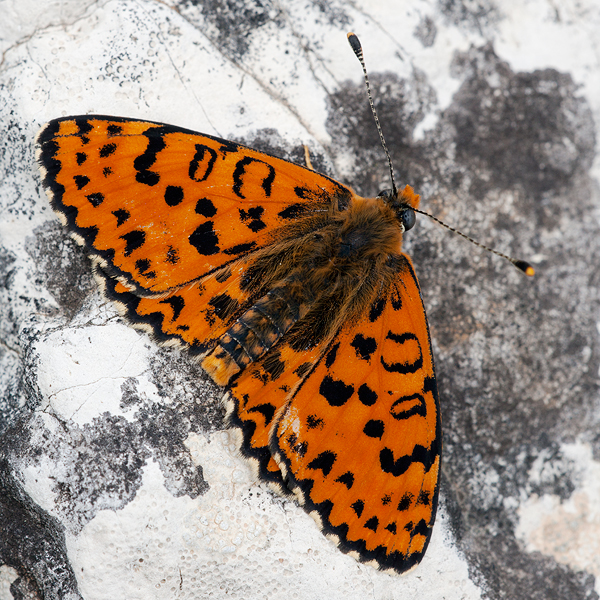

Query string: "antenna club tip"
[[514, 260, 535, 277], [347, 32, 362, 55]]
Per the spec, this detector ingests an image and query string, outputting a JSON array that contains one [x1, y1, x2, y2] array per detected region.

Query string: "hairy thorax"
[[203, 194, 408, 384]]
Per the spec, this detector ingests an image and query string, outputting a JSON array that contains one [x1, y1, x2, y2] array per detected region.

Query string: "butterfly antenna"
[[347, 33, 534, 277], [413, 207, 535, 276], [347, 32, 397, 197]]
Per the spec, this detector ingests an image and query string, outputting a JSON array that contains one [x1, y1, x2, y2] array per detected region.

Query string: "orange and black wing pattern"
[[271, 262, 440, 573], [36, 116, 351, 295], [36, 114, 441, 575], [222, 325, 334, 492]]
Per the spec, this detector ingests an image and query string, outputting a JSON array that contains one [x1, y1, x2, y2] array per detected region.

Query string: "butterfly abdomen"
[[202, 278, 314, 385]]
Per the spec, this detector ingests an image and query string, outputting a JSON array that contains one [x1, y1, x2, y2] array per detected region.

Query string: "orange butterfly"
[[35, 35, 477, 574]]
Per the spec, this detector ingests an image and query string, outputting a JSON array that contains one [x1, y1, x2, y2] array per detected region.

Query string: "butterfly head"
[[378, 184, 420, 234]]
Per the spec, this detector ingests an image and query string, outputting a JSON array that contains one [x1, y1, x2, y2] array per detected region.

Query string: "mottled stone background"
[[1, 1, 599, 599]]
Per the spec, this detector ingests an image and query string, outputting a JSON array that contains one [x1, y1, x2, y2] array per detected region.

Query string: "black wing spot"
[[390, 393, 427, 420], [325, 342, 339, 368], [112, 209, 130, 226], [107, 124, 123, 135], [319, 375, 354, 407], [120, 230, 146, 256], [397, 493, 413, 512], [86, 192, 104, 207], [74, 175, 90, 190], [416, 491, 431, 506], [335, 471, 354, 489], [293, 186, 312, 199], [381, 445, 434, 478], [136, 170, 160, 186], [307, 451, 336, 476], [195, 197, 217, 218], [159, 295, 185, 321], [76, 152, 87, 165], [381, 494, 392, 506], [364, 516, 379, 532], [189, 221, 220, 256], [232, 156, 275, 199], [99, 143, 117, 158], [134, 128, 166, 186], [381, 332, 423, 374], [363, 420, 384, 439], [247, 403, 276, 426], [103, 167, 113, 177], [165, 246, 179, 264], [390, 286, 403, 309], [369, 296, 386, 322], [135, 259, 156, 279], [413, 519, 430, 537], [75, 118, 92, 135], [164, 185, 184, 207], [350, 333, 377, 361], [239, 206, 266, 232], [278, 203, 306, 219], [351, 500, 364, 517], [189, 144, 217, 182], [223, 242, 257, 255], [306, 414, 324, 430], [385, 522, 397, 534], [357, 383, 377, 406]]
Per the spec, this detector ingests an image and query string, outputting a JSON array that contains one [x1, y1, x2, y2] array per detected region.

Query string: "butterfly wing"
[[36, 116, 352, 295], [223, 331, 334, 491], [36, 115, 440, 573], [95, 255, 255, 355], [270, 257, 441, 574]]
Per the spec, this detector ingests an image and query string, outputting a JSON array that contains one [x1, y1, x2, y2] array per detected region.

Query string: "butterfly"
[[35, 36, 444, 575], [36, 113, 440, 574]]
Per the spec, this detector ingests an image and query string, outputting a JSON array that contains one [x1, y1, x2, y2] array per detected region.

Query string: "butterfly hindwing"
[[36, 116, 352, 295], [271, 258, 441, 573], [223, 333, 334, 491], [95, 255, 255, 355]]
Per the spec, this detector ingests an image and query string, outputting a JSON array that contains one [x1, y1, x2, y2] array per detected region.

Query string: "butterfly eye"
[[399, 207, 416, 232]]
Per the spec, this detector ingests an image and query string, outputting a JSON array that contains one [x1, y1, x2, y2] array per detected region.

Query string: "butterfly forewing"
[[36, 116, 351, 295]]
